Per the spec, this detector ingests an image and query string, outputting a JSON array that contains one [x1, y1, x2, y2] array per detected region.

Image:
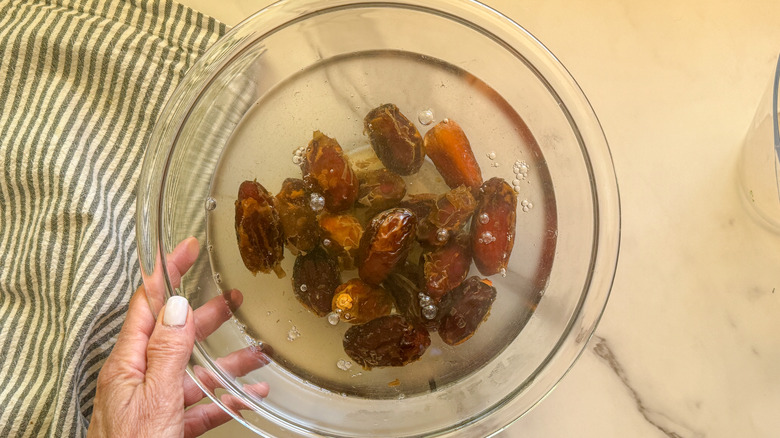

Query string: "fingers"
[[145, 237, 200, 315], [183, 345, 270, 406], [194, 290, 243, 341], [144, 296, 196, 400], [183, 402, 234, 438], [105, 286, 156, 380]]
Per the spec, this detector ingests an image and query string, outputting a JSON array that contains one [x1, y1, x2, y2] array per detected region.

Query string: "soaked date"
[[423, 119, 483, 189], [438, 277, 497, 346], [355, 168, 407, 214], [318, 213, 364, 270], [384, 269, 439, 331], [471, 177, 517, 276], [343, 315, 431, 369], [422, 232, 471, 303], [292, 247, 342, 317], [357, 208, 418, 285], [301, 131, 359, 212], [417, 185, 476, 246], [274, 178, 320, 255], [364, 104, 425, 175], [331, 278, 394, 324], [235, 180, 285, 278]]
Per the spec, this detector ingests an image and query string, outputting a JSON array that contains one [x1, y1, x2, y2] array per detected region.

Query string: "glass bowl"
[[136, 0, 620, 436]]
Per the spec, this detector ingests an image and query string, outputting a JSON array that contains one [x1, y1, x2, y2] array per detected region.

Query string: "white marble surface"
[[177, 0, 780, 436]]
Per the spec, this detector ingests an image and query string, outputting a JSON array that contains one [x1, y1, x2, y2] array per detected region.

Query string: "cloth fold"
[[0, 1, 226, 435]]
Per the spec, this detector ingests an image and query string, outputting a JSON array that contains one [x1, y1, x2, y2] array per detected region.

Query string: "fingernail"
[[163, 296, 189, 327]]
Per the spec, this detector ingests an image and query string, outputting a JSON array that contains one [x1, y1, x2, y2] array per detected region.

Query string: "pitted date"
[[343, 315, 431, 369], [417, 185, 476, 246], [471, 177, 517, 276], [331, 278, 394, 324], [235, 180, 285, 278], [438, 277, 497, 346], [423, 119, 483, 189], [301, 131, 359, 212], [318, 213, 364, 270], [292, 247, 341, 317], [355, 168, 407, 214], [364, 104, 425, 175], [357, 208, 418, 285], [422, 232, 471, 303], [275, 178, 320, 255]]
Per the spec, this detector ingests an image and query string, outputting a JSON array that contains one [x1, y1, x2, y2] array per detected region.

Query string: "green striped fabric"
[[0, 1, 226, 435]]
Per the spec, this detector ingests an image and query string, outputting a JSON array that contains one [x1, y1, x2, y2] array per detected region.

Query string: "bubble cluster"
[[486, 151, 496, 160], [292, 146, 305, 165], [287, 326, 301, 341], [500, 267, 507, 278], [309, 193, 326, 212], [478, 231, 496, 245], [337, 359, 353, 371], [204, 197, 217, 211], [419, 294, 433, 307], [512, 160, 529, 192], [212, 272, 221, 284], [521, 199, 534, 212]]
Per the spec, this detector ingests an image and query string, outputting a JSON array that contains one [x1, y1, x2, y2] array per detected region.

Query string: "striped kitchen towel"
[[0, 0, 226, 436]]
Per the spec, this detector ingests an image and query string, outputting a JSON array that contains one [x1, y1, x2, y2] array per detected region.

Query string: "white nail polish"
[[163, 296, 189, 327]]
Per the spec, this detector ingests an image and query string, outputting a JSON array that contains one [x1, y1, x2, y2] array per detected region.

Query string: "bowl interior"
[[137, 1, 619, 437]]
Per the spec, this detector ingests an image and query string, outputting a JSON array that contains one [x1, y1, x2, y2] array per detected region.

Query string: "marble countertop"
[[178, 0, 780, 436]]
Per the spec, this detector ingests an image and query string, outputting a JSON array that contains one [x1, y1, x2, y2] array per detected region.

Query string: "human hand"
[[87, 238, 269, 437]]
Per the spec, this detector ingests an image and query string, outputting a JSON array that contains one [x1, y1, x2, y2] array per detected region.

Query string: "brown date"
[[423, 119, 483, 189], [355, 168, 407, 214], [438, 277, 497, 346], [274, 178, 320, 255], [471, 177, 517, 276], [301, 131, 359, 212], [318, 213, 364, 270], [343, 315, 431, 369], [417, 185, 476, 246], [364, 104, 425, 175], [331, 278, 394, 324], [357, 208, 418, 285], [235, 180, 285, 278], [384, 269, 439, 331], [292, 247, 341, 317], [422, 232, 471, 303]]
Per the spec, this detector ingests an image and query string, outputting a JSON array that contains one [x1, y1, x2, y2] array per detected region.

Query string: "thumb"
[[145, 296, 196, 397]]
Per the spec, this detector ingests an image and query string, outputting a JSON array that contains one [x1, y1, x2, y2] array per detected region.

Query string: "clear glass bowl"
[[136, 0, 621, 436]]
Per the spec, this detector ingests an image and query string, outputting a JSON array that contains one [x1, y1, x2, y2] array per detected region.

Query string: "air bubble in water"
[[310, 193, 325, 212], [478, 213, 489, 224], [419, 294, 433, 307], [292, 155, 302, 165], [479, 231, 495, 245], [487, 151, 496, 160], [500, 267, 507, 278], [490, 162, 500, 168], [327, 312, 340, 325], [323, 238, 332, 247], [300, 284, 308, 292], [422, 304, 438, 320], [436, 228, 449, 242], [512, 179, 521, 186], [418, 109, 434, 125], [205, 197, 217, 211], [287, 326, 301, 341], [213, 272, 221, 284], [337, 359, 352, 371]]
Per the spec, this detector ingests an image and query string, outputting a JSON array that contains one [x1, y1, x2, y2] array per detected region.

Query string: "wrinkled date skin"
[[292, 247, 342, 317], [331, 278, 394, 324], [364, 104, 425, 175], [274, 178, 320, 255], [422, 233, 471, 303], [343, 315, 431, 369], [471, 177, 517, 276], [384, 270, 439, 331], [438, 277, 497, 346], [358, 208, 418, 285], [301, 131, 359, 212], [355, 168, 407, 214], [417, 186, 476, 246], [423, 119, 483, 189], [235, 180, 285, 278], [318, 213, 364, 270]]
